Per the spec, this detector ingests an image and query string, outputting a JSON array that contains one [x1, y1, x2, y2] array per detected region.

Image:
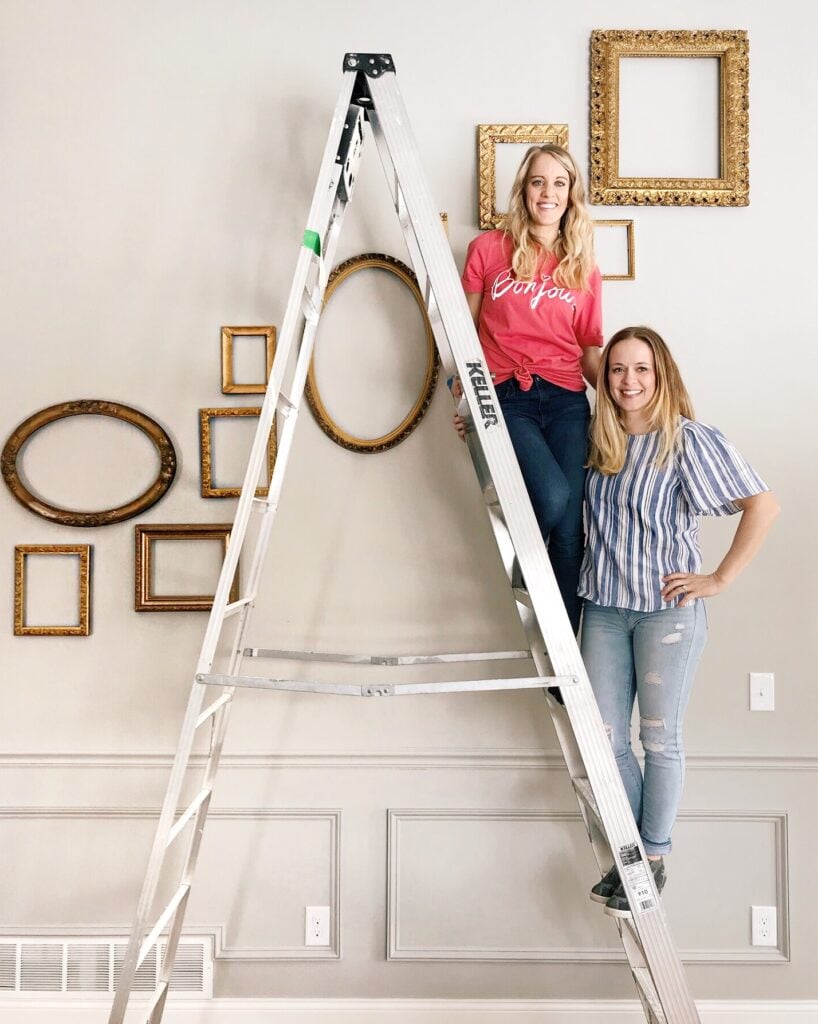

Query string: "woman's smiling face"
[[607, 336, 657, 428]]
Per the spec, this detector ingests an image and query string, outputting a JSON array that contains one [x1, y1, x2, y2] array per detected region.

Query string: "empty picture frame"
[[134, 524, 239, 611], [221, 326, 276, 394], [305, 254, 439, 454], [14, 544, 91, 636], [478, 124, 570, 229], [199, 407, 276, 498], [593, 220, 635, 280], [590, 29, 749, 206]]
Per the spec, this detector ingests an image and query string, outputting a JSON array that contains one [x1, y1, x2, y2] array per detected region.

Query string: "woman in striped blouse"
[[579, 326, 779, 918]]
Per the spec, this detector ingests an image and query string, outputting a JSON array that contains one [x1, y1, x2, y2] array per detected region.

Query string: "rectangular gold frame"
[[590, 30, 749, 206], [134, 524, 239, 612], [593, 219, 636, 280], [221, 326, 276, 394], [14, 544, 91, 636], [199, 407, 276, 498], [478, 124, 570, 229]]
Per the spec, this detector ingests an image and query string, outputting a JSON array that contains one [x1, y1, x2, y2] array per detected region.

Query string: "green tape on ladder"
[[303, 230, 321, 256]]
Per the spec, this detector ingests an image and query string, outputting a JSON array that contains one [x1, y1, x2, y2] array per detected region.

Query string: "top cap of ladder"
[[343, 53, 396, 78]]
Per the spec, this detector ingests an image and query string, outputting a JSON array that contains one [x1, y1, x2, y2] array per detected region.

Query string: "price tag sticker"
[[619, 843, 656, 915]]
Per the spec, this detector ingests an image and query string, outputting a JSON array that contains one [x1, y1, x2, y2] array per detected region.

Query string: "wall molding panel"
[[387, 809, 788, 964], [0, 808, 341, 961]]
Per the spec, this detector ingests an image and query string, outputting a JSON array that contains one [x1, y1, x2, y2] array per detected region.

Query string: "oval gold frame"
[[305, 253, 439, 454], [1, 399, 177, 527]]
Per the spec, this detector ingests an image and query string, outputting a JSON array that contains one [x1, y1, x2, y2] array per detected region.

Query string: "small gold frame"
[[14, 544, 91, 636], [593, 219, 636, 280], [590, 29, 750, 206], [221, 326, 276, 394], [199, 407, 276, 498], [134, 524, 239, 612], [478, 124, 570, 229], [305, 253, 439, 454]]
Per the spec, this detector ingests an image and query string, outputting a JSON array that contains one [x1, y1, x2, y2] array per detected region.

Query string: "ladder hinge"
[[344, 52, 395, 77]]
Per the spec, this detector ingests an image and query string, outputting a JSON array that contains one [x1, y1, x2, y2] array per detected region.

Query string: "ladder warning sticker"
[[618, 843, 657, 915]]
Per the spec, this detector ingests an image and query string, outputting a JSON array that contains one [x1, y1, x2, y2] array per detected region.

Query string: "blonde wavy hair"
[[502, 144, 595, 290], [588, 326, 695, 475]]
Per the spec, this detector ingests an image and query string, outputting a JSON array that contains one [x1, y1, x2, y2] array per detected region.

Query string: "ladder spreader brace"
[[108, 52, 701, 1024]]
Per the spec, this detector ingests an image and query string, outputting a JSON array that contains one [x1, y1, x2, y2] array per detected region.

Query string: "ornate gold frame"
[[305, 254, 439, 454], [14, 544, 91, 636], [134, 524, 239, 611], [199, 407, 276, 498], [221, 326, 276, 394], [478, 124, 570, 229], [590, 29, 750, 206], [593, 219, 636, 280], [1, 400, 177, 527]]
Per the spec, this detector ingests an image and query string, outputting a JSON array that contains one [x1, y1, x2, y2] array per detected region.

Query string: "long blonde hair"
[[503, 144, 595, 290], [588, 326, 696, 475]]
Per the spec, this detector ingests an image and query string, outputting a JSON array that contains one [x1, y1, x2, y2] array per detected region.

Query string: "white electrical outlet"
[[751, 905, 777, 946], [305, 905, 330, 946], [749, 672, 774, 711]]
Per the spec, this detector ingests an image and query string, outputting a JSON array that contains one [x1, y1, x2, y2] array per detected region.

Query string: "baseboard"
[[1, 998, 817, 1023]]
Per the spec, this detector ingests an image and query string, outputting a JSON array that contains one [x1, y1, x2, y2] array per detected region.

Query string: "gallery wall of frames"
[[1, 3, 815, 1011]]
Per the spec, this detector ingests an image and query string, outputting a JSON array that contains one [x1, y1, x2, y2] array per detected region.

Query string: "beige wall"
[[1, 0, 816, 1008]]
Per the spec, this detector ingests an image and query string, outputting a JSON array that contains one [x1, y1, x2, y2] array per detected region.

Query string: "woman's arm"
[[581, 346, 602, 389], [661, 490, 780, 606], [465, 291, 482, 328]]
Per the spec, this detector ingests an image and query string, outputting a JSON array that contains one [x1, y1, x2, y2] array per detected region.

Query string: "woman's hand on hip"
[[661, 571, 726, 606]]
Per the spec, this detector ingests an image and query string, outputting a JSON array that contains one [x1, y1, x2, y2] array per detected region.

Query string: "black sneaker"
[[604, 857, 666, 919], [590, 864, 620, 904]]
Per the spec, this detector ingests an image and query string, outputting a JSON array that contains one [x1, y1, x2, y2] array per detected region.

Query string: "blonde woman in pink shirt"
[[459, 145, 603, 630]]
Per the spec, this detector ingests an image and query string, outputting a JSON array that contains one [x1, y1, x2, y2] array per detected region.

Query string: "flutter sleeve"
[[676, 420, 769, 517], [573, 265, 604, 349]]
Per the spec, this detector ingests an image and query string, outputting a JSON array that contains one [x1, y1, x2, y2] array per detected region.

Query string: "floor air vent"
[[0, 938, 211, 996]]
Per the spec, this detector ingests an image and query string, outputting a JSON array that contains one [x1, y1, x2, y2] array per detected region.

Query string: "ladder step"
[[146, 980, 170, 1023], [138, 884, 190, 968], [195, 694, 232, 728], [243, 647, 531, 665], [167, 788, 212, 847], [633, 966, 668, 1023], [223, 597, 253, 618], [572, 777, 602, 824], [197, 672, 575, 696]]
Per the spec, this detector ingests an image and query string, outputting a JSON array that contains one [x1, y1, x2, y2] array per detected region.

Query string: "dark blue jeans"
[[495, 376, 590, 632]]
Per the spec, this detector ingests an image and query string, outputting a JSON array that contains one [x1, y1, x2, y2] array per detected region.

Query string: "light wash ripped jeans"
[[580, 601, 707, 856]]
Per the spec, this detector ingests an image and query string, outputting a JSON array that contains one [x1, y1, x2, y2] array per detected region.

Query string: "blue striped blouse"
[[578, 418, 768, 612]]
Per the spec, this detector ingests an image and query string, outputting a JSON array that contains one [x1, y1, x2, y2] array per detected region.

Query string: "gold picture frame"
[[590, 29, 750, 206], [14, 544, 91, 636], [478, 124, 570, 229], [1, 400, 177, 528], [199, 407, 276, 498], [593, 219, 636, 280], [134, 524, 239, 612], [305, 253, 439, 454], [221, 326, 276, 394]]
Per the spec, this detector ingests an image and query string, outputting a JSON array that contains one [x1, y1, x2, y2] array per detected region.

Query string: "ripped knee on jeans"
[[640, 716, 666, 753]]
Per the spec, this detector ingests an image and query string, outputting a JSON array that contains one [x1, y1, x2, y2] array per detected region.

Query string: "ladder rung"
[[572, 777, 602, 824], [138, 884, 190, 968], [633, 967, 668, 1023], [277, 392, 298, 413], [223, 597, 253, 618], [167, 788, 212, 847], [146, 980, 170, 1021], [195, 693, 232, 728], [242, 647, 531, 665], [196, 672, 575, 696], [513, 587, 531, 608]]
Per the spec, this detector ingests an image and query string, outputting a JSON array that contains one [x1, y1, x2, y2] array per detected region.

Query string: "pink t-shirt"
[[461, 230, 603, 392]]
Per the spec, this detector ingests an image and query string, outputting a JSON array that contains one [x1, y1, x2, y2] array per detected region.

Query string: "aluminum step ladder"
[[108, 52, 700, 1024]]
